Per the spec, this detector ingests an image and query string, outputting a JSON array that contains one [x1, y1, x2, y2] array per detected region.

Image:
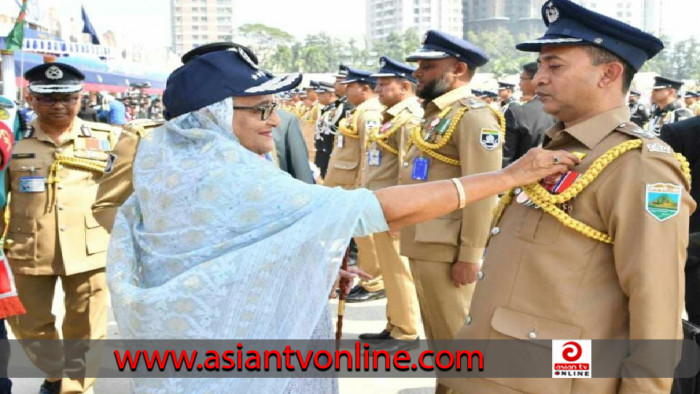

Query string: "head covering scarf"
[[107, 99, 387, 393]]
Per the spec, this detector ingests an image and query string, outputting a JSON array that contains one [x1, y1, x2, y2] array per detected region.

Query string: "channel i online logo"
[[552, 340, 591, 378]]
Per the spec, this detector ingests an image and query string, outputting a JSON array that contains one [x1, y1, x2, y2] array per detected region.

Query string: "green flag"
[[5, 0, 28, 51]]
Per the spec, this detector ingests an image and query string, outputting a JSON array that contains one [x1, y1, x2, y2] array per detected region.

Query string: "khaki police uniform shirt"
[[2, 118, 119, 276], [399, 85, 503, 264], [363, 97, 423, 191], [324, 97, 383, 189], [446, 106, 695, 394], [92, 119, 162, 231]]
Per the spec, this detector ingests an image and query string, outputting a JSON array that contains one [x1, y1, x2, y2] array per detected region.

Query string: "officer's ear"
[[598, 61, 624, 90], [451, 60, 469, 80]]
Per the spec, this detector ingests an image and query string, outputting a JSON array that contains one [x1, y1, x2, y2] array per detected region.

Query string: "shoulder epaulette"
[[460, 97, 487, 110], [615, 122, 656, 139], [123, 119, 164, 137]]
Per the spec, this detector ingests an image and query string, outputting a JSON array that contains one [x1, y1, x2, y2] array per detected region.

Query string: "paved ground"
[[7, 283, 436, 393]]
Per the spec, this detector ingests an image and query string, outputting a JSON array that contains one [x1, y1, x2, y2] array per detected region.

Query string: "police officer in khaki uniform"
[[402, 30, 503, 394], [649, 76, 694, 135], [324, 67, 386, 300], [92, 118, 162, 231], [355, 57, 423, 348], [443, 1, 695, 393], [2, 63, 119, 394]]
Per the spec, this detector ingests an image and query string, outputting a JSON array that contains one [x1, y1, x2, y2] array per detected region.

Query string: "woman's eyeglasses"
[[233, 102, 278, 121]]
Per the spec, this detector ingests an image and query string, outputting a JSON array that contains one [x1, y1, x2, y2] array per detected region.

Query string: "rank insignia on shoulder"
[[480, 128, 500, 150], [647, 143, 672, 154], [629, 125, 656, 139], [467, 99, 485, 109], [645, 183, 681, 222]]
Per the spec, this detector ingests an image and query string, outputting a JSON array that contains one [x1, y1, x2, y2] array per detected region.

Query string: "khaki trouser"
[[409, 258, 475, 394], [354, 235, 384, 292], [373, 232, 419, 340], [7, 269, 108, 394]]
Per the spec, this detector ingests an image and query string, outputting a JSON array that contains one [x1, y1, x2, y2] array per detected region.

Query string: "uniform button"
[[528, 330, 538, 339], [59, 227, 66, 232], [514, 187, 522, 195], [477, 271, 484, 281], [56, 148, 63, 153], [403, 162, 409, 168], [491, 227, 500, 236], [466, 315, 472, 325], [57, 184, 63, 190], [58, 206, 64, 211]]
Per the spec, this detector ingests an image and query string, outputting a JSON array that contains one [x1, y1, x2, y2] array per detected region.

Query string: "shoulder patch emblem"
[[647, 143, 671, 154], [646, 183, 682, 222], [629, 125, 656, 139], [480, 128, 500, 150]]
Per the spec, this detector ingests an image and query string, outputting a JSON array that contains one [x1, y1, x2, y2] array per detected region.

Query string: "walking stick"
[[336, 246, 352, 348]]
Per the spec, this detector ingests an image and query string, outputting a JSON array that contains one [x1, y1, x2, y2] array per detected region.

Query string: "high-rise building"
[[366, 0, 463, 44], [463, 0, 662, 38], [171, 0, 235, 55]]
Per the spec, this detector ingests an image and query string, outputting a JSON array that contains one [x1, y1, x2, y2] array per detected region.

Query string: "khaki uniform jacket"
[[399, 86, 503, 263], [363, 97, 423, 191], [445, 106, 696, 394], [324, 97, 383, 189], [92, 119, 162, 231], [3, 119, 119, 275]]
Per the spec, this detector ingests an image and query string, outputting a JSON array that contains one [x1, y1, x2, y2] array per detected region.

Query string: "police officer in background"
[[3, 63, 119, 394], [403, 30, 503, 394], [497, 81, 518, 113], [649, 76, 694, 135], [313, 81, 339, 179], [444, 1, 694, 392], [357, 56, 422, 350], [683, 90, 700, 116], [628, 89, 650, 128]]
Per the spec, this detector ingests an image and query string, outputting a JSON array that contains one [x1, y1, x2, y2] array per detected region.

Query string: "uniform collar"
[[387, 97, 421, 117], [30, 118, 82, 146], [355, 96, 382, 112], [431, 85, 471, 110], [545, 105, 630, 149]]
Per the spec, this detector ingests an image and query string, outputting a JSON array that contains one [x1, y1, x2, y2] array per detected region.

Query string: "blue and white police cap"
[[484, 90, 499, 99], [24, 62, 84, 94], [498, 82, 515, 90], [516, 0, 664, 71], [683, 91, 697, 98], [163, 47, 302, 120], [405, 30, 489, 68], [341, 67, 376, 85], [472, 89, 484, 97], [305, 80, 320, 91], [652, 76, 683, 90], [629, 89, 642, 96], [371, 56, 417, 84], [314, 81, 335, 93]]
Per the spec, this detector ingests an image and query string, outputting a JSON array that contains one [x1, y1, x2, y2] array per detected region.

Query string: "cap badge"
[[545, 1, 560, 24], [237, 47, 259, 70], [594, 37, 603, 44], [45, 65, 63, 80]]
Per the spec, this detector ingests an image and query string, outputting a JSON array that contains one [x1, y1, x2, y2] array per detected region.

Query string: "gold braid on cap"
[[491, 140, 692, 244]]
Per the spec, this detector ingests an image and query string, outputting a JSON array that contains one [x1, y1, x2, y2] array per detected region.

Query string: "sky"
[[17, 0, 700, 49]]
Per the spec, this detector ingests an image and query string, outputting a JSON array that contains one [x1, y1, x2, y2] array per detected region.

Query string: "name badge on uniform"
[[368, 149, 382, 166], [337, 135, 344, 148], [19, 176, 45, 193], [411, 157, 429, 181]]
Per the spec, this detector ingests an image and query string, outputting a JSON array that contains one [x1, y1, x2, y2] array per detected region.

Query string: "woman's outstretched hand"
[[502, 148, 581, 188]]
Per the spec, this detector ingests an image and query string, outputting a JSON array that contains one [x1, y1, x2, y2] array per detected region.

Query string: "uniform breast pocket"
[[5, 219, 37, 260], [329, 160, 359, 186], [514, 207, 563, 245], [85, 213, 109, 255], [9, 161, 48, 217]]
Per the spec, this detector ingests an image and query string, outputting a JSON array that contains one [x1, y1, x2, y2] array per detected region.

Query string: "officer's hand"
[[503, 148, 580, 187], [339, 266, 373, 282], [451, 261, 479, 287]]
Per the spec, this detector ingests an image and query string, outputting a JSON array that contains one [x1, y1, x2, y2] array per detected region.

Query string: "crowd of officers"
[[0, 0, 698, 392]]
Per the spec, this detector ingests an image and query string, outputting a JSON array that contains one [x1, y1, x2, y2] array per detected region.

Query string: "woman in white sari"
[[107, 44, 578, 393]]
